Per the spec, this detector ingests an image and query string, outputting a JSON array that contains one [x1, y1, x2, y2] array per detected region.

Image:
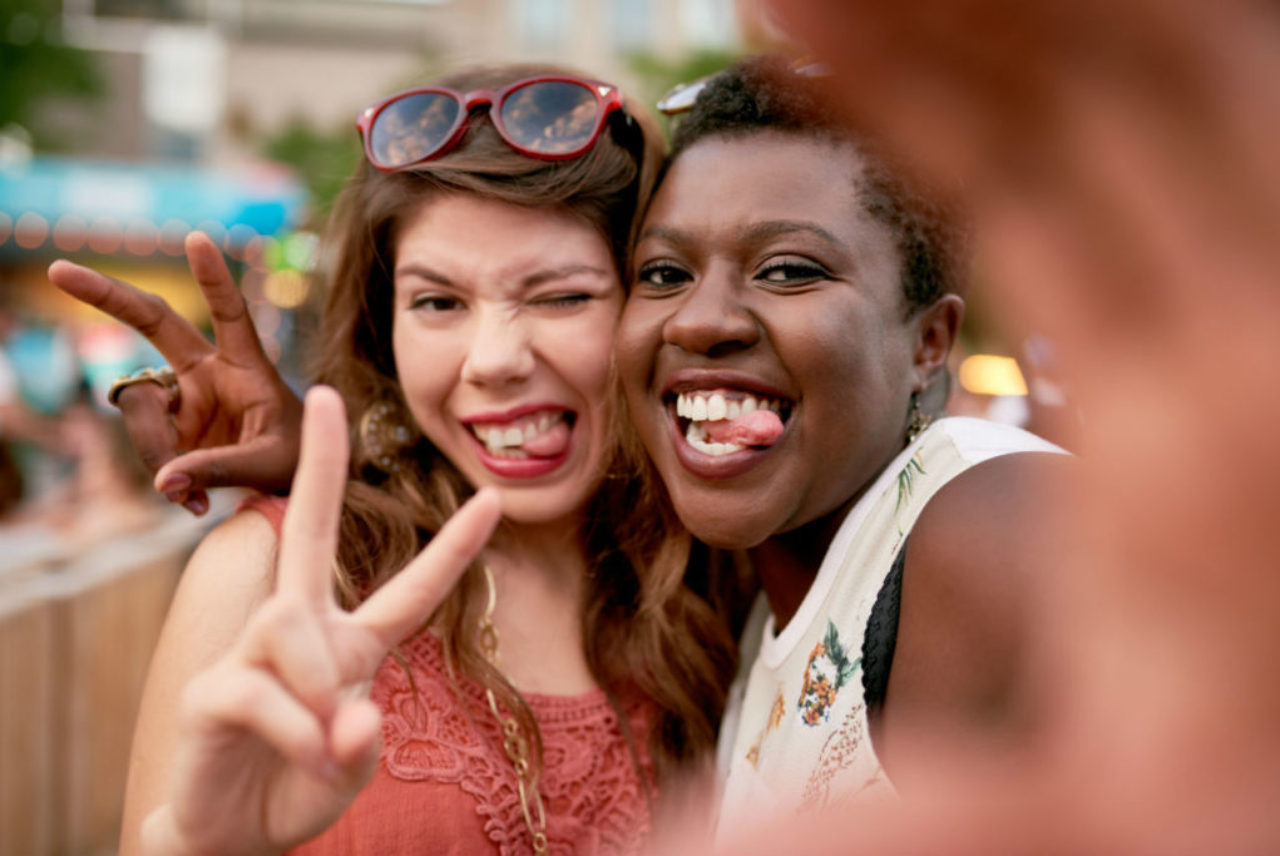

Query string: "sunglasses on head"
[[357, 74, 628, 171]]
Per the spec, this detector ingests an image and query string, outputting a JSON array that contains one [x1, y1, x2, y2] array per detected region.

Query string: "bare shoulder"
[[151, 506, 281, 684], [878, 451, 1072, 776], [119, 508, 281, 856]]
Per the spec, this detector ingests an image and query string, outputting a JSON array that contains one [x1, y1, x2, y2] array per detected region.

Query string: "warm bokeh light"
[[53, 215, 89, 252], [88, 218, 125, 254], [958, 354, 1028, 397], [14, 212, 49, 249], [262, 270, 310, 308], [124, 220, 160, 256], [159, 219, 191, 255]]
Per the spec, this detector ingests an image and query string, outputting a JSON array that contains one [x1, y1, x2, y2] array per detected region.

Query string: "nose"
[[460, 307, 535, 387], [662, 265, 760, 357]]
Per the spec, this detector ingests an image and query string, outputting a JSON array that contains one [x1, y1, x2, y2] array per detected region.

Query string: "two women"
[[53, 64, 738, 856], [55, 55, 1066, 852]]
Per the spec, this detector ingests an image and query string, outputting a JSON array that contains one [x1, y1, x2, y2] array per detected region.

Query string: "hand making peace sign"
[[48, 231, 304, 515], [138, 387, 500, 856]]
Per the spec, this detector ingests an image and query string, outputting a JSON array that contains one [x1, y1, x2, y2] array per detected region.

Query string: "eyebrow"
[[636, 220, 844, 248], [522, 264, 612, 288], [394, 263, 611, 289]]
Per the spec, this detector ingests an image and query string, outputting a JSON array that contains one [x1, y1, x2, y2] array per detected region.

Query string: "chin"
[[668, 496, 777, 550], [496, 494, 578, 526]]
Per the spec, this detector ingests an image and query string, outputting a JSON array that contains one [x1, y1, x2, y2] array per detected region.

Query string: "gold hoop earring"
[[358, 398, 415, 473], [905, 391, 933, 445]]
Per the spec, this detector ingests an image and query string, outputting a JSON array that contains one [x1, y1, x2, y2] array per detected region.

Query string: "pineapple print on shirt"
[[796, 620, 859, 726]]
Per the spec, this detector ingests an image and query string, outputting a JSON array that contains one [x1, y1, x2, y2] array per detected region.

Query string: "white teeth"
[[475, 411, 562, 452], [677, 391, 783, 424], [685, 420, 745, 457]]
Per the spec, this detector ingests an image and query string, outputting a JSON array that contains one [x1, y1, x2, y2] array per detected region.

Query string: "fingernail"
[[164, 490, 186, 504], [158, 473, 191, 493], [184, 497, 208, 516]]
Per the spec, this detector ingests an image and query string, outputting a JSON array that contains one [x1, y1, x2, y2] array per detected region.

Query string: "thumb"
[[157, 435, 299, 495]]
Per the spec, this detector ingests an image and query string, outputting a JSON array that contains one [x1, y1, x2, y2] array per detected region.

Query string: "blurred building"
[[52, 0, 743, 164], [1, 0, 746, 390]]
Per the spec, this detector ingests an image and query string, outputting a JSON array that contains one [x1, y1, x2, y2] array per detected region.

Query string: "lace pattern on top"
[[375, 630, 654, 856]]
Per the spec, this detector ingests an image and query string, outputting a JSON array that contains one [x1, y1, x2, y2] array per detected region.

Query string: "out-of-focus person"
[[700, 0, 1280, 853]]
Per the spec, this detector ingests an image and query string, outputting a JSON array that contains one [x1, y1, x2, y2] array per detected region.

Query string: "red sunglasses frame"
[[356, 75, 626, 172]]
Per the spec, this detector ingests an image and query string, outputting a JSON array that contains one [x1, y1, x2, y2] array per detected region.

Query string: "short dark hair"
[[668, 55, 966, 313]]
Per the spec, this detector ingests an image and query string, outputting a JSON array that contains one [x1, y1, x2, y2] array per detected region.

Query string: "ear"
[[911, 294, 964, 391]]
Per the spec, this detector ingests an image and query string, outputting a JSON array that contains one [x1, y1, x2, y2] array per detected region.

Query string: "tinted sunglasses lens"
[[369, 92, 460, 168], [499, 80, 602, 155]]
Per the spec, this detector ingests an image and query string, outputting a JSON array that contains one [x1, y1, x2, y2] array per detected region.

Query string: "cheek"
[[392, 323, 455, 435], [615, 303, 662, 393], [547, 309, 621, 401]]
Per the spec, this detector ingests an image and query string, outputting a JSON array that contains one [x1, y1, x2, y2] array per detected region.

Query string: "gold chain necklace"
[[479, 565, 550, 855]]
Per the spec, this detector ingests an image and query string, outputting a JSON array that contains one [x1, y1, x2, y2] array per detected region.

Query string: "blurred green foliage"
[[625, 48, 742, 139], [0, 0, 102, 149], [260, 52, 445, 226], [262, 121, 362, 228]]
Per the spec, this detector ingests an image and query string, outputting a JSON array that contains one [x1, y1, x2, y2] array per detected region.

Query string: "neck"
[[748, 501, 855, 633], [480, 515, 597, 694], [487, 515, 590, 593]]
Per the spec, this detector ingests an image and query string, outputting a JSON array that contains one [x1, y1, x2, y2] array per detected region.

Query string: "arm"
[[119, 510, 279, 856], [125, 388, 501, 856], [875, 451, 1071, 786], [48, 231, 303, 515]]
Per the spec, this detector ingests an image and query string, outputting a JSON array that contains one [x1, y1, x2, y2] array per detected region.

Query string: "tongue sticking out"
[[519, 419, 572, 457], [703, 409, 785, 448]]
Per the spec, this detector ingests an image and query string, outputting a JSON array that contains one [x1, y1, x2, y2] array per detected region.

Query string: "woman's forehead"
[[638, 134, 884, 249]]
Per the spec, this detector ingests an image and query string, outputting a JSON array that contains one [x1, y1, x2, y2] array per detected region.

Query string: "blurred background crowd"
[[1, 1, 1071, 853]]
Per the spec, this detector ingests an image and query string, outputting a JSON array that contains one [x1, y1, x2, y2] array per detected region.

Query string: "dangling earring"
[[905, 390, 932, 445], [358, 398, 415, 473]]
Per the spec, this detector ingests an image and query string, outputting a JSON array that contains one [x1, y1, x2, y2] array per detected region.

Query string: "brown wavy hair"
[[310, 64, 742, 794]]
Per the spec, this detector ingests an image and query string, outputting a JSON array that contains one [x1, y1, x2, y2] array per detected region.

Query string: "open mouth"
[[466, 409, 576, 460], [667, 389, 792, 457]]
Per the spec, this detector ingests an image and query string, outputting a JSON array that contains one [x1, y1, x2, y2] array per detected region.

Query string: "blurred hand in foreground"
[[718, 0, 1280, 853], [48, 231, 304, 515]]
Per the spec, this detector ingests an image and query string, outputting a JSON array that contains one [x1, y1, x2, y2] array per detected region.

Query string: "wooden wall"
[[0, 508, 226, 856]]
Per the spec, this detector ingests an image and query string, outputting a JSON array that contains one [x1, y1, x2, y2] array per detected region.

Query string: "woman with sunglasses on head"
[[50, 64, 741, 856]]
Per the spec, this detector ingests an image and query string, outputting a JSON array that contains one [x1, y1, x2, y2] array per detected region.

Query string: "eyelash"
[[407, 293, 591, 312], [634, 258, 830, 290], [756, 259, 830, 286], [409, 295, 461, 312], [533, 293, 591, 308], [634, 261, 692, 290]]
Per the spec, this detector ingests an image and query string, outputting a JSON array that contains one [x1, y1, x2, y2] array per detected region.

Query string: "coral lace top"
[[245, 497, 656, 856]]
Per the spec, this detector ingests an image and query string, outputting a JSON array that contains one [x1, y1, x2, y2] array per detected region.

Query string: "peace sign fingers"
[[356, 487, 501, 651]]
